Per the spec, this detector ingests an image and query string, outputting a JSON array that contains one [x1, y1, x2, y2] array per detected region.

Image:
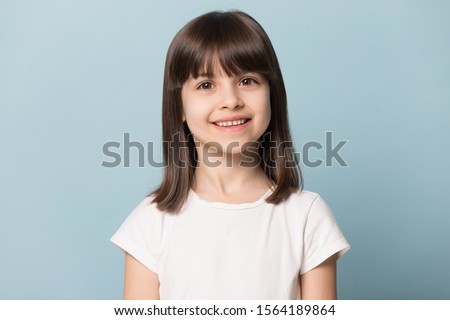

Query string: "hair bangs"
[[173, 11, 275, 84]]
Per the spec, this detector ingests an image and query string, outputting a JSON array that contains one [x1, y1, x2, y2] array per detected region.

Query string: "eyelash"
[[198, 82, 213, 90], [196, 77, 258, 90], [240, 77, 258, 86]]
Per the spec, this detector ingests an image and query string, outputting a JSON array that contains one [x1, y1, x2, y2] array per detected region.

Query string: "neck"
[[192, 147, 272, 196]]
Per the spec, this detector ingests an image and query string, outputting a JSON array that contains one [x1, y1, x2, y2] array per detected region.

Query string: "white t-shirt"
[[111, 187, 350, 299]]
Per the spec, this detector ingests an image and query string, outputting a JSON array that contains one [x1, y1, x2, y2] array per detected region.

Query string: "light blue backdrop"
[[1, 0, 449, 299]]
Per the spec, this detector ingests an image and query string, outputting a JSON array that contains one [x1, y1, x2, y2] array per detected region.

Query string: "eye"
[[197, 81, 213, 90], [240, 77, 258, 86]]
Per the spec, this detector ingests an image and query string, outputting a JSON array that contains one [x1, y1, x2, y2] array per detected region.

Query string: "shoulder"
[[284, 188, 322, 208], [117, 195, 177, 232], [277, 188, 336, 221], [111, 195, 178, 255], [125, 196, 159, 221], [111, 196, 173, 274], [291, 188, 320, 200]]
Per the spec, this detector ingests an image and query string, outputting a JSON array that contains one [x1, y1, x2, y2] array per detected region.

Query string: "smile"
[[213, 118, 250, 127]]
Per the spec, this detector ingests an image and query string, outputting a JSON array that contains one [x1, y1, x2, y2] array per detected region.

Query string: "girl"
[[111, 10, 350, 300]]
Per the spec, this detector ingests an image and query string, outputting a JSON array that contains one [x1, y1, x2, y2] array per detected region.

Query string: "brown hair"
[[150, 10, 303, 213]]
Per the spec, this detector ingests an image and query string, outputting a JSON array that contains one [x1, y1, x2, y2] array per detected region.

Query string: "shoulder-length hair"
[[150, 10, 303, 213]]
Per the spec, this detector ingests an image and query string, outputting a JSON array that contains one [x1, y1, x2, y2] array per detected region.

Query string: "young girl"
[[111, 10, 350, 300]]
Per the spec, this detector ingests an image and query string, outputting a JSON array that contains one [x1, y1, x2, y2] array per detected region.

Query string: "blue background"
[[1, 0, 449, 299]]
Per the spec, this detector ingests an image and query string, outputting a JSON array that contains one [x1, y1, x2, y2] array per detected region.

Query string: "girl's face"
[[181, 65, 271, 155]]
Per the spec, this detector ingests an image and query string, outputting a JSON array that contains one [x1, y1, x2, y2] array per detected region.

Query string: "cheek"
[[261, 91, 271, 125], [181, 101, 210, 133], [181, 87, 202, 120], [182, 94, 211, 120]]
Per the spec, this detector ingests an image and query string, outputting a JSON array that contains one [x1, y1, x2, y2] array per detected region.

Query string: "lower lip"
[[211, 120, 251, 132]]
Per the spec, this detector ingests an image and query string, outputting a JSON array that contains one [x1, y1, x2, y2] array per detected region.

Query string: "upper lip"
[[211, 115, 251, 123]]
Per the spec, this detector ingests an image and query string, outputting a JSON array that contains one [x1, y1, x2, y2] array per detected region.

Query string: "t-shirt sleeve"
[[110, 197, 159, 273], [300, 194, 350, 275]]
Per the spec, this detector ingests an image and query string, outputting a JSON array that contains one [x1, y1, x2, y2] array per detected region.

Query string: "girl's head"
[[152, 10, 302, 213]]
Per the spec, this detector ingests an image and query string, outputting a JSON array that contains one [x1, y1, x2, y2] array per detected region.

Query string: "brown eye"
[[198, 82, 213, 90], [240, 78, 257, 86]]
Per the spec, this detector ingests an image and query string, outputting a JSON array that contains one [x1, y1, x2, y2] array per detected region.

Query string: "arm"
[[124, 253, 160, 300], [299, 254, 337, 300]]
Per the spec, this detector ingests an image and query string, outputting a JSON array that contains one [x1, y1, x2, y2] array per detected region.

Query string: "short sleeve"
[[300, 195, 350, 274], [110, 197, 159, 273]]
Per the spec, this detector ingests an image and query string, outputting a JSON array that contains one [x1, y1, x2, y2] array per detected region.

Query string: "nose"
[[219, 84, 243, 110]]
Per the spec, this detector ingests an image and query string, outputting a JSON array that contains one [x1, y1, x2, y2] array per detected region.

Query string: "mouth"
[[212, 118, 251, 127]]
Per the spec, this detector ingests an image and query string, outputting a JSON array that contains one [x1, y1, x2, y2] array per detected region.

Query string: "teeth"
[[215, 119, 247, 127]]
